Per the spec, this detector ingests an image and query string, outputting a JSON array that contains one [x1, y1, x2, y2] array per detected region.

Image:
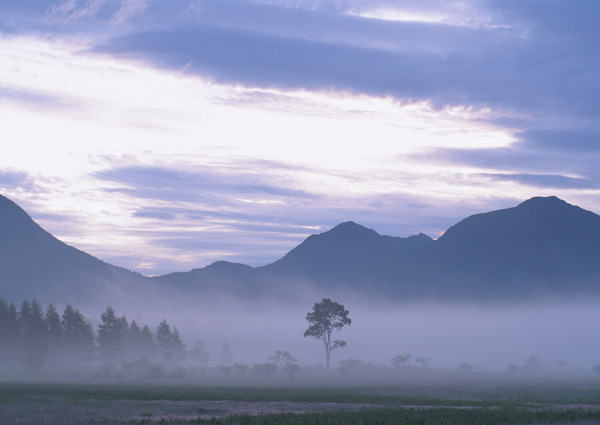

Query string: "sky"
[[1, 0, 599, 276]]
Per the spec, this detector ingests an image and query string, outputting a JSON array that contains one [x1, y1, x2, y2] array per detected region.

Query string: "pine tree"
[[97, 307, 125, 366], [18, 299, 30, 330], [0, 299, 21, 363], [0, 297, 10, 353], [155, 319, 172, 361], [45, 303, 63, 364], [7, 302, 19, 346], [140, 325, 155, 356], [19, 299, 49, 372], [170, 327, 186, 363], [123, 320, 143, 360], [62, 304, 95, 365], [0, 297, 20, 361]]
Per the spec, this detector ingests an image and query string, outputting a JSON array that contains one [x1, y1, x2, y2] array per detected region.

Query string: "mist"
[[163, 295, 600, 372], [4, 281, 598, 383]]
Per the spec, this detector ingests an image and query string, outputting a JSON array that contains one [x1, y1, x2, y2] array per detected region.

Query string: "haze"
[[3, 286, 600, 382]]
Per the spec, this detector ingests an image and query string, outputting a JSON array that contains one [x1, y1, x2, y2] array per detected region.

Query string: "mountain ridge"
[[1, 194, 600, 303]]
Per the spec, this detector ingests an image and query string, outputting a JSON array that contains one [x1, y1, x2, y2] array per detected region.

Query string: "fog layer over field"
[[95, 290, 600, 373], [3, 287, 600, 380]]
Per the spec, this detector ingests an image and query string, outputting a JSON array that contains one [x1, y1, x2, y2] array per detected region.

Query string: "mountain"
[[0, 195, 148, 303], [388, 196, 600, 299], [2, 194, 600, 302], [153, 261, 260, 297], [149, 222, 433, 295], [259, 221, 433, 289]]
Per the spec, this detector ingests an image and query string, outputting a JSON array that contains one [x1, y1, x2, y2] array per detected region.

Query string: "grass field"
[[2, 377, 600, 424]]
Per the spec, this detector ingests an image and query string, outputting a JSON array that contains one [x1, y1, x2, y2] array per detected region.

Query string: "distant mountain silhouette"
[[2, 194, 600, 302], [0, 195, 146, 303], [153, 261, 261, 296], [259, 221, 432, 289]]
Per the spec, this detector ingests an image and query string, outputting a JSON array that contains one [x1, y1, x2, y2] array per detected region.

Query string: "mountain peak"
[[329, 221, 378, 234], [517, 195, 567, 209]]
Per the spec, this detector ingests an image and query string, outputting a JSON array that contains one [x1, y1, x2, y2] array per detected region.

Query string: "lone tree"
[[303, 298, 351, 369]]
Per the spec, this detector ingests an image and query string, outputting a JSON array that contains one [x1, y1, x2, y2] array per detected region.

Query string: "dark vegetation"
[[0, 296, 198, 378], [1, 381, 600, 424], [303, 298, 351, 369], [0, 295, 311, 381]]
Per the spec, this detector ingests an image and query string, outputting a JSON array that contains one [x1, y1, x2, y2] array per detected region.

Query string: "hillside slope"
[[0, 195, 147, 303]]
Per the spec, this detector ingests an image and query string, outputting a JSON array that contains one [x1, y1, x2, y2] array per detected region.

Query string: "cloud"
[[95, 165, 319, 204], [46, 0, 106, 23], [111, 0, 150, 24], [428, 140, 599, 178], [0, 85, 75, 110], [421, 147, 551, 173], [89, 1, 594, 129], [517, 128, 600, 153], [0, 0, 51, 24], [44, 0, 150, 24], [480, 173, 597, 190], [7, 0, 599, 122], [0, 170, 35, 191]]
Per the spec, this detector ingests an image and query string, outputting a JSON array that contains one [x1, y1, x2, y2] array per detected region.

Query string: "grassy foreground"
[[1, 379, 600, 424]]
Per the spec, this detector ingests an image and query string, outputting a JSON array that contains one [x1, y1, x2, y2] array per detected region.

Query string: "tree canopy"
[[304, 298, 351, 368]]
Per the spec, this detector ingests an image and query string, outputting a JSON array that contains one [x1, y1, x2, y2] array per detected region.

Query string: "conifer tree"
[[0, 297, 20, 360], [140, 324, 155, 356], [45, 303, 63, 363], [18, 299, 49, 372], [0, 298, 11, 350], [62, 304, 95, 365], [123, 320, 145, 360], [97, 306, 125, 367], [170, 327, 185, 362], [6, 301, 19, 349], [156, 319, 172, 360]]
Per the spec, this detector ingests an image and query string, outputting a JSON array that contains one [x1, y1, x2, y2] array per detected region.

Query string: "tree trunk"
[[325, 331, 331, 368]]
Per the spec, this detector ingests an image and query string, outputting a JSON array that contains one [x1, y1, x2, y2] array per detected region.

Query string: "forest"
[[0, 296, 216, 379]]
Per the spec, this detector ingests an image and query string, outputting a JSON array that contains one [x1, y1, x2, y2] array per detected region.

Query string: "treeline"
[[0, 297, 208, 377]]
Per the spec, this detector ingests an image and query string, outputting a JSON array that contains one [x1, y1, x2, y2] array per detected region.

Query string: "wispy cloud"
[[111, 0, 150, 24], [518, 128, 600, 153], [84, 0, 600, 123], [95, 165, 320, 203], [45, 0, 150, 24], [480, 173, 597, 190], [46, 0, 105, 23], [0, 170, 36, 191]]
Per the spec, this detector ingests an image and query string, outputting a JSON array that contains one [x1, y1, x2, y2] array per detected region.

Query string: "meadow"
[[2, 373, 600, 425]]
